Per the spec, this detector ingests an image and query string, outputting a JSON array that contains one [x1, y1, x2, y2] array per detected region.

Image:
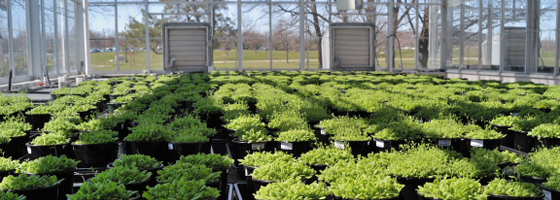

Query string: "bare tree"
[[274, 19, 297, 63]]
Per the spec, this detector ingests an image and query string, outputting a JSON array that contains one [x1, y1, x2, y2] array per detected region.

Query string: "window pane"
[[12, 0, 28, 77], [0, 4, 9, 78]]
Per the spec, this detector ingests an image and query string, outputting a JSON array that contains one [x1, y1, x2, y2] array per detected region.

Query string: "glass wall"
[[0, 2, 10, 78]]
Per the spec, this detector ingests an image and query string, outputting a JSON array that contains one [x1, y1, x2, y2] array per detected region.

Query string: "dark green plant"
[[90, 166, 151, 185], [126, 123, 172, 142], [418, 177, 486, 200], [255, 179, 329, 200], [142, 179, 220, 200], [18, 155, 79, 174], [0, 174, 60, 190], [157, 163, 221, 184], [67, 181, 138, 200], [0, 191, 25, 200], [112, 154, 162, 170], [169, 133, 209, 143]]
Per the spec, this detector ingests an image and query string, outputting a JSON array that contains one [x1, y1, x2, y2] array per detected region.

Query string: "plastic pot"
[[0, 170, 14, 180], [487, 193, 545, 200], [276, 141, 313, 157], [5, 133, 30, 158], [230, 140, 274, 164], [252, 177, 275, 193], [426, 138, 462, 152], [373, 138, 407, 152], [312, 125, 330, 145], [123, 140, 174, 163], [107, 102, 124, 114], [78, 109, 96, 121], [24, 169, 75, 200], [333, 197, 399, 200], [540, 137, 560, 149], [124, 180, 150, 193], [464, 138, 501, 151], [25, 114, 52, 130], [168, 141, 212, 160], [513, 131, 537, 153], [417, 193, 444, 200], [540, 184, 560, 200], [310, 164, 328, 174], [199, 113, 224, 129], [7, 182, 59, 200], [72, 142, 118, 168], [520, 176, 547, 185], [332, 140, 371, 157], [395, 176, 435, 200], [25, 143, 70, 160], [492, 125, 515, 149]]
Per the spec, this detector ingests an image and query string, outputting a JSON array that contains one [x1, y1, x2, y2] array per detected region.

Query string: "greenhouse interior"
[[0, 0, 559, 200]]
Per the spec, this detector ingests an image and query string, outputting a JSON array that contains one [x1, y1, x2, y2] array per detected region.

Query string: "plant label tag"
[[513, 112, 520, 116], [376, 140, 385, 148], [471, 140, 484, 147], [438, 140, 452, 147], [252, 143, 266, 151], [168, 143, 174, 150], [244, 168, 249, 176], [334, 141, 345, 149], [27, 146, 31, 154], [280, 142, 293, 151], [320, 130, 327, 135], [543, 190, 551, 200]]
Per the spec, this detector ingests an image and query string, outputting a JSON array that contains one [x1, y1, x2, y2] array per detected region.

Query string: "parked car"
[[90, 48, 101, 53]]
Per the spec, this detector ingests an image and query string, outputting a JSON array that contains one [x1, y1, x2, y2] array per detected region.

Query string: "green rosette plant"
[[490, 115, 518, 127], [449, 158, 500, 179], [318, 161, 387, 184], [422, 119, 475, 139], [112, 154, 163, 170], [169, 133, 209, 143], [0, 117, 32, 132], [178, 154, 233, 172], [251, 161, 315, 182], [238, 129, 273, 143], [275, 129, 316, 142], [73, 130, 118, 145], [27, 104, 65, 115], [67, 181, 138, 200], [238, 151, 295, 168], [0, 191, 25, 200], [418, 177, 487, 200], [329, 175, 404, 200], [528, 123, 560, 138], [255, 179, 329, 200], [465, 128, 505, 140], [0, 129, 26, 138], [89, 166, 151, 185], [157, 163, 221, 184], [125, 123, 172, 142], [299, 146, 355, 166], [29, 133, 70, 146], [18, 155, 79, 174], [143, 179, 220, 200], [0, 157, 18, 172], [0, 174, 61, 190], [470, 148, 522, 165], [484, 179, 542, 198], [225, 115, 267, 137], [267, 110, 309, 132], [385, 144, 463, 179], [542, 175, 560, 191]]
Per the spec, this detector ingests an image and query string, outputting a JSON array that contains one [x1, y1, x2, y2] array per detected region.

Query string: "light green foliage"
[[255, 179, 329, 200], [490, 115, 518, 127], [67, 181, 138, 200], [178, 154, 233, 172], [157, 163, 221, 184], [0, 117, 32, 132], [470, 148, 522, 165], [74, 130, 118, 145], [112, 154, 162, 170], [142, 179, 220, 200], [418, 177, 486, 200], [330, 175, 404, 200], [449, 158, 500, 178], [169, 133, 209, 143], [465, 128, 505, 140], [90, 166, 151, 185], [0, 136, 10, 144], [484, 179, 542, 197], [267, 110, 310, 132], [0, 129, 26, 138], [238, 129, 273, 143], [422, 119, 476, 139], [373, 118, 424, 140], [19, 155, 79, 174], [239, 152, 295, 168], [0, 174, 60, 190], [385, 144, 463, 179], [543, 175, 560, 191], [252, 161, 316, 182], [225, 115, 267, 137], [30, 133, 70, 146], [319, 161, 387, 183], [275, 129, 316, 142], [27, 104, 65, 115], [299, 146, 355, 166], [0, 157, 18, 172], [529, 123, 560, 138]]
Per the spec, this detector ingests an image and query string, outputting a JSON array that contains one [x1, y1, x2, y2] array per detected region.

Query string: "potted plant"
[[470, 148, 522, 168], [529, 123, 560, 148], [541, 175, 560, 199], [0, 157, 18, 179], [42, 116, 81, 138], [0, 174, 61, 200], [168, 131, 211, 159], [330, 128, 372, 157], [18, 155, 79, 200], [25, 104, 63, 130], [90, 166, 152, 192], [156, 163, 221, 185], [275, 129, 316, 157], [484, 178, 544, 199], [509, 115, 544, 152], [0, 118, 31, 158], [450, 158, 500, 184], [490, 115, 518, 148], [422, 119, 477, 152], [299, 146, 355, 173], [330, 175, 404, 200], [67, 181, 139, 200], [193, 97, 224, 128], [110, 154, 163, 185], [267, 110, 309, 132], [372, 119, 424, 151], [417, 177, 486, 200], [142, 179, 220, 200], [71, 130, 118, 168], [464, 128, 505, 151], [255, 179, 329, 200], [251, 161, 316, 192], [124, 123, 173, 163], [26, 132, 71, 160]]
